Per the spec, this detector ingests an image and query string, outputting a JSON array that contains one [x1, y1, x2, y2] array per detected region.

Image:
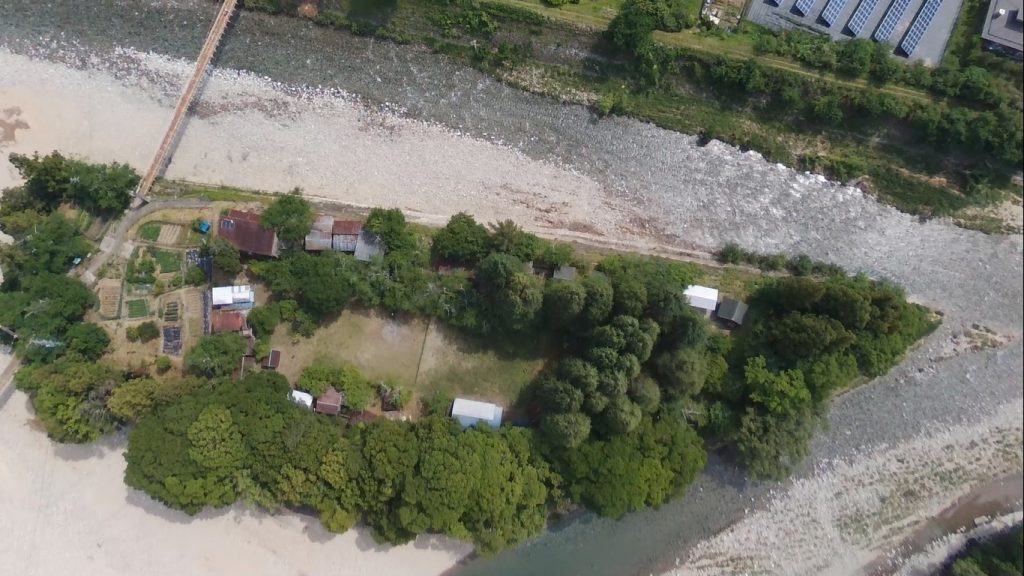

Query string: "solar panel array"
[[873, 0, 912, 41], [794, 0, 818, 16], [899, 0, 943, 54], [846, 0, 880, 34], [820, 0, 851, 25]]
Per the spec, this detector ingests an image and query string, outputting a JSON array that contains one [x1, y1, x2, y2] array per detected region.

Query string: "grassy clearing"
[[139, 222, 161, 242], [152, 180, 274, 205], [125, 299, 150, 319], [150, 249, 181, 273]]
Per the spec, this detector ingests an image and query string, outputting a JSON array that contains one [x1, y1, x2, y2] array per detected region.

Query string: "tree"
[[431, 212, 490, 265], [9, 151, 138, 214], [477, 253, 544, 332], [537, 375, 584, 413], [544, 281, 587, 327], [155, 356, 173, 374], [736, 407, 815, 480], [579, 275, 614, 327], [365, 208, 416, 255], [488, 219, 539, 262], [185, 265, 208, 286], [135, 321, 161, 343], [185, 333, 246, 378], [542, 412, 592, 448], [208, 237, 242, 276], [66, 322, 110, 360], [597, 396, 642, 436], [655, 347, 707, 398], [628, 374, 661, 413], [188, 405, 246, 473], [261, 191, 314, 243]]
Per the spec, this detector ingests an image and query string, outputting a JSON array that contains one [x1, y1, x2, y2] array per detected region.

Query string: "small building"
[[354, 230, 386, 262], [314, 386, 344, 415], [332, 220, 363, 253], [552, 265, 578, 282], [218, 210, 279, 258], [450, 398, 503, 429], [211, 310, 247, 333], [684, 285, 719, 315], [716, 298, 749, 328], [262, 349, 281, 370], [982, 0, 1024, 59], [211, 285, 255, 310], [304, 215, 336, 251], [290, 390, 314, 410]]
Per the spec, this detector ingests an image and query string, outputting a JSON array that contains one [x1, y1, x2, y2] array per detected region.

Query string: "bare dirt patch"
[[157, 223, 182, 245], [96, 278, 122, 319]]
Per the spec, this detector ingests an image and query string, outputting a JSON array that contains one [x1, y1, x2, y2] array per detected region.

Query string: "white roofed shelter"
[[211, 285, 255, 309], [450, 398, 504, 429], [290, 390, 314, 410], [684, 285, 719, 314]]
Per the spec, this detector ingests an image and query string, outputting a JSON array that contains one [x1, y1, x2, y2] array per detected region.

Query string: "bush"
[[155, 356, 173, 374]]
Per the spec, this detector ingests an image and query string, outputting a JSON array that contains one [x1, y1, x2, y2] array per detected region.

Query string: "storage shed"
[[450, 398, 503, 429], [716, 298, 749, 328], [684, 285, 719, 315]]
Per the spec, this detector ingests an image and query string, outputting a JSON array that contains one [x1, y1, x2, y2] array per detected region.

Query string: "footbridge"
[[132, 0, 238, 206]]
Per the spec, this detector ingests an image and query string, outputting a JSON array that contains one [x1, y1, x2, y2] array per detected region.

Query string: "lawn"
[[125, 299, 150, 319], [150, 249, 181, 273], [139, 222, 161, 242], [269, 308, 546, 410]]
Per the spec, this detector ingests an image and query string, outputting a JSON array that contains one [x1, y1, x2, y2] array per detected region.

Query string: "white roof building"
[[451, 398, 504, 429], [211, 285, 255, 307], [684, 285, 719, 312], [290, 390, 314, 409]]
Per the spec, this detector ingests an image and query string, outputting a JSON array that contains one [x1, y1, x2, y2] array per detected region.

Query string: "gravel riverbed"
[[1, 2, 1021, 575]]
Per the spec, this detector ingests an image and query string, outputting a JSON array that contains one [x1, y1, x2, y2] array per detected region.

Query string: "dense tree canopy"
[[185, 333, 247, 378], [260, 192, 314, 243], [431, 212, 491, 265], [9, 151, 139, 215]]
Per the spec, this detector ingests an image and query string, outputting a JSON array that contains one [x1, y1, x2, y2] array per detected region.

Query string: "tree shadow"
[[348, 0, 399, 31]]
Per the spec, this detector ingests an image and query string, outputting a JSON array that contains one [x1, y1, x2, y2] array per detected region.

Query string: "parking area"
[[745, 0, 963, 65]]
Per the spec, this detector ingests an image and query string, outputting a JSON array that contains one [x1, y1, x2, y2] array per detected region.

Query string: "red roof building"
[[314, 386, 344, 415], [332, 220, 362, 253], [218, 210, 279, 257], [211, 310, 246, 333]]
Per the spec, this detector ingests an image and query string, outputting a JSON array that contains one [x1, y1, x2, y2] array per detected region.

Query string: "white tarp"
[[211, 285, 254, 307]]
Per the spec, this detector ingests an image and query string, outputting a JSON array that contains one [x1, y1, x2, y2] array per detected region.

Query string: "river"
[[1, 2, 1022, 575]]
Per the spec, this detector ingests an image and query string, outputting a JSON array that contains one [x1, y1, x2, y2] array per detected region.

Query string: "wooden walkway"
[[133, 0, 238, 205]]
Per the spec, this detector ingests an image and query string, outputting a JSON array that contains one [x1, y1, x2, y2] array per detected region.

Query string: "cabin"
[[210, 310, 246, 334], [716, 298, 749, 329], [314, 387, 344, 415], [332, 220, 363, 253], [450, 398, 503, 429], [211, 285, 255, 310], [304, 215, 335, 252], [684, 285, 719, 316], [218, 210, 279, 257], [262, 349, 281, 370]]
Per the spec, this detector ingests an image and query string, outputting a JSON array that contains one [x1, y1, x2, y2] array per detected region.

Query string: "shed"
[[684, 285, 719, 315], [553, 265, 578, 282], [354, 231, 386, 262], [218, 210, 279, 257], [211, 310, 246, 333], [716, 298, 749, 328], [304, 229, 333, 251], [211, 285, 255, 309], [262, 349, 281, 370], [451, 398, 503, 429], [332, 220, 363, 253], [290, 390, 314, 410], [314, 386, 344, 415]]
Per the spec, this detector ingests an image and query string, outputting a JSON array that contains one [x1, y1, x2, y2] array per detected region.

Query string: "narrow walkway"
[[133, 0, 238, 205]]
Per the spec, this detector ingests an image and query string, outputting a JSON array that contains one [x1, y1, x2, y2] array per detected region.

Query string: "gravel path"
[[0, 3, 1021, 574]]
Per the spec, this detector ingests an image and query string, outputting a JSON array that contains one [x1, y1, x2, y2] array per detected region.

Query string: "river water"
[[2, 2, 1022, 575]]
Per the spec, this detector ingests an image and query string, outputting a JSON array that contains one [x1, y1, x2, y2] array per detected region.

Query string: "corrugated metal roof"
[[354, 231, 386, 262], [451, 398, 503, 429], [312, 214, 335, 232], [304, 229, 333, 251], [333, 220, 363, 235], [218, 210, 279, 257], [684, 285, 719, 311], [211, 310, 246, 333]]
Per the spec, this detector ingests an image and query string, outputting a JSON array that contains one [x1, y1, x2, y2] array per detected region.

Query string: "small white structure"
[[290, 390, 314, 410], [211, 285, 255, 309], [451, 398, 504, 429], [684, 285, 719, 315]]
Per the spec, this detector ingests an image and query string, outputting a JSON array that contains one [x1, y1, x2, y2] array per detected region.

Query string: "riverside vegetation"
[[238, 0, 1022, 221], [0, 155, 935, 553]]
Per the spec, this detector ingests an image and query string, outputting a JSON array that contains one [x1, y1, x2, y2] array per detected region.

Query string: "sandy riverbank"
[[0, 388, 472, 576]]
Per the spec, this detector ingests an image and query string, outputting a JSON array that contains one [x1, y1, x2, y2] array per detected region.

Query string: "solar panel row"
[[846, 0, 880, 35], [794, 0, 818, 16], [874, 0, 912, 41], [821, 0, 851, 26], [899, 0, 944, 54]]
